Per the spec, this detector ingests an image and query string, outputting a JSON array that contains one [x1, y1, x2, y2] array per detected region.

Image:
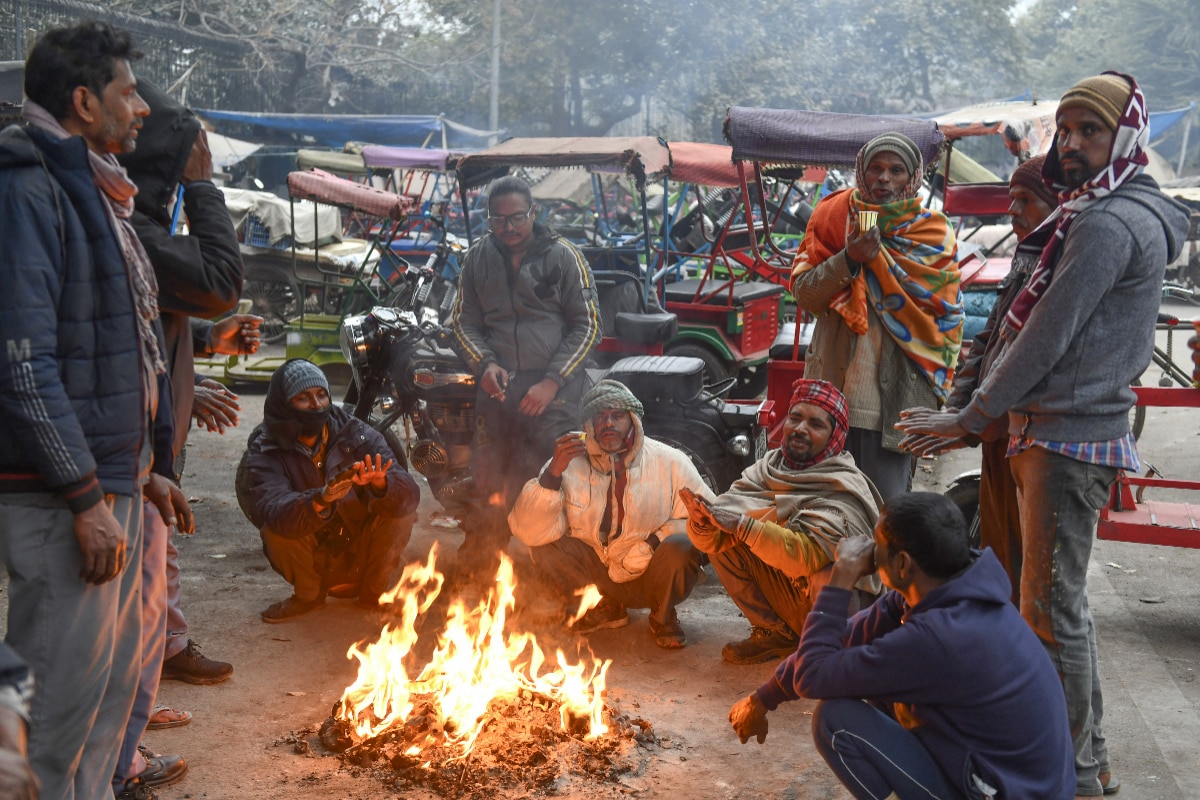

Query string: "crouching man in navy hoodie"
[[729, 492, 1074, 800]]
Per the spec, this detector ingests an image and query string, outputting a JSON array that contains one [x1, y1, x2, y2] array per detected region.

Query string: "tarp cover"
[[457, 136, 672, 189], [195, 110, 502, 149], [666, 141, 740, 187], [360, 146, 459, 171], [725, 106, 944, 169], [932, 100, 1059, 158], [287, 169, 417, 219]]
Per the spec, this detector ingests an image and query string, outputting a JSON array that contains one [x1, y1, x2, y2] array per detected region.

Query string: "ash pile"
[[315, 693, 658, 798]]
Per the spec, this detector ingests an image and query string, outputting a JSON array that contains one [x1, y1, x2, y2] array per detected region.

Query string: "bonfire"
[[324, 543, 619, 766]]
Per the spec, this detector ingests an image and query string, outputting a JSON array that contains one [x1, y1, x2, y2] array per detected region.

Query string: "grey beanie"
[[861, 132, 921, 177], [581, 379, 644, 422], [279, 359, 328, 400]]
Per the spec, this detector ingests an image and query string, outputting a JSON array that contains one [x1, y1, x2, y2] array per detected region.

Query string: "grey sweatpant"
[[0, 492, 143, 800]]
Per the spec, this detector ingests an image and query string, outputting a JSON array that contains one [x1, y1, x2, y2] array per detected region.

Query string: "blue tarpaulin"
[[194, 110, 503, 150]]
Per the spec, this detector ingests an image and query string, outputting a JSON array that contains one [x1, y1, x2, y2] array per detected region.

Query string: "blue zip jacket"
[[758, 549, 1074, 800], [0, 125, 151, 508]]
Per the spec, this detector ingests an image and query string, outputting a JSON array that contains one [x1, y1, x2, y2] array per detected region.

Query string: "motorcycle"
[[337, 255, 768, 516]]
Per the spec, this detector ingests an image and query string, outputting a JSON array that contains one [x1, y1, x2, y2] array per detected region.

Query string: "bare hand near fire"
[[350, 454, 393, 492], [548, 432, 588, 478], [679, 488, 741, 534], [898, 432, 968, 457], [894, 407, 967, 440], [729, 692, 769, 744], [209, 314, 263, 356]]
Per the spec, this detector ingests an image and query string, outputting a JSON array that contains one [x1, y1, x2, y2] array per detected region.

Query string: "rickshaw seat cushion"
[[603, 355, 704, 406], [614, 311, 678, 345], [663, 278, 785, 306], [769, 320, 814, 360]]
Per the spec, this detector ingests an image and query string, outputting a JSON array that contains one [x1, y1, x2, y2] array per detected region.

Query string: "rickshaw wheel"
[[664, 342, 733, 387], [244, 277, 300, 345]]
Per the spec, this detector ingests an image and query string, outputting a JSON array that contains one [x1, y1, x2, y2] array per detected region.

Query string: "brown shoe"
[[261, 594, 326, 624], [721, 626, 798, 665], [161, 639, 233, 685]]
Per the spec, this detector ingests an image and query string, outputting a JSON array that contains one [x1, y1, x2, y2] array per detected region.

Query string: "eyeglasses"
[[487, 209, 533, 230]]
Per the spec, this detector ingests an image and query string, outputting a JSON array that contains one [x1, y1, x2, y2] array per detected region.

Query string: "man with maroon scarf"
[[684, 379, 883, 665], [898, 73, 1190, 798]]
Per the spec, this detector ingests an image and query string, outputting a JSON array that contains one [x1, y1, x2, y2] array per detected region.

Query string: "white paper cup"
[[858, 210, 878, 230]]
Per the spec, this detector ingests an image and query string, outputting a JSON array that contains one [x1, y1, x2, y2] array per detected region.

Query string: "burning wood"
[[314, 543, 652, 796]]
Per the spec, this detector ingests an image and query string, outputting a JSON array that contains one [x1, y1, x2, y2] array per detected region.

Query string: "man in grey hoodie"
[[897, 73, 1190, 798]]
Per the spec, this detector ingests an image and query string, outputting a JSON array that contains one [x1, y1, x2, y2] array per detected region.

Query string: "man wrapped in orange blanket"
[[791, 132, 962, 499]]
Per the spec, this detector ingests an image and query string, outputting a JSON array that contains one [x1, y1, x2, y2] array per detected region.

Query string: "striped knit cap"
[[581, 379, 644, 422], [1058, 74, 1133, 131]]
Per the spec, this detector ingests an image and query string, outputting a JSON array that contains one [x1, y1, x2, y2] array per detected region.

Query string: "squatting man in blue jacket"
[[729, 493, 1075, 800], [244, 360, 420, 622]]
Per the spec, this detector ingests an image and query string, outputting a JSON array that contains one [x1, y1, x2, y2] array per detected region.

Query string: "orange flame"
[[565, 584, 603, 628], [337, 542, 611, 757]]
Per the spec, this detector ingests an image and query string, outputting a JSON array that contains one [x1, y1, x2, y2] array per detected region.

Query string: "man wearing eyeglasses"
[[450, 175, 602, 575]]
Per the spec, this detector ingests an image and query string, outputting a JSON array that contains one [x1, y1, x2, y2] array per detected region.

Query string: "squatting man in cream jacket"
[[508, 380, 712, 649]]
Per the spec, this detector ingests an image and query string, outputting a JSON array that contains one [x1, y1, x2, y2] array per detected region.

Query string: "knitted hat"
[[1058, 74, 1133, 131], [1009, 155, 1058, 209], [278, 359, 328, 401], [861, 132, 921, 177], [581, 379, 644, 422]]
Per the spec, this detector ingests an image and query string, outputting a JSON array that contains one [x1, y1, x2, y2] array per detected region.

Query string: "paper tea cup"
[[858, 210, 878, 230]]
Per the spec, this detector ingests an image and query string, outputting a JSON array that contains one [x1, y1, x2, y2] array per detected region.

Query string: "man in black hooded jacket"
[[244, 360, 421, 622]]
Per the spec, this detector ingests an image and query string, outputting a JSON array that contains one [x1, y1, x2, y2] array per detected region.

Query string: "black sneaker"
[[161, 639, 234, 685], [721, 626, 798, 665], [570, 597, 629, 635]]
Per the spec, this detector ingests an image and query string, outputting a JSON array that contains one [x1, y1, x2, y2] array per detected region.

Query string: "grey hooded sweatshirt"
[[958, 174, 1190, 443]]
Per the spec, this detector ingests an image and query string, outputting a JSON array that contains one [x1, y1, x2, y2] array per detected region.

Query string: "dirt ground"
[[3, 309, 1199, 799]]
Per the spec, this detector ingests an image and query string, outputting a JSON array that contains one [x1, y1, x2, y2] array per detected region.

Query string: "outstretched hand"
[[349, 454, 393, 492], [729, 693, 769, 745], [894, 407, 967, 441], [679, 487, 741, 534]]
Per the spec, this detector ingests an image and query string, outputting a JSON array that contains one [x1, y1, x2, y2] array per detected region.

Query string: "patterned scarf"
[[791, 185, 963, 401], [23, 101, 168, 385], [1004, 73, 1149, 333]]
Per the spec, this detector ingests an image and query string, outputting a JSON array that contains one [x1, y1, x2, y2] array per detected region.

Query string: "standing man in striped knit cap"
[[898, 73, 1191, 798]]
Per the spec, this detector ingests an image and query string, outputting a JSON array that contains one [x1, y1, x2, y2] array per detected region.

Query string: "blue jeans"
[[813, 698, 963, 800], [1009, 446, 1116, 796], [113, 501, 170, 789]]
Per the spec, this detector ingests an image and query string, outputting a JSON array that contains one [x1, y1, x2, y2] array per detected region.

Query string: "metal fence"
[[0, 0, 265, 110]]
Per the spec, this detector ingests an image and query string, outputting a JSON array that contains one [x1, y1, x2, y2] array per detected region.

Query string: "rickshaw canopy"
[[360, 146, 461, 172], [664, 141, 741, 188], [724, 106, 945, 169], [456, 136, 672, 190], [296, 149, 368, 176], [287, 168, 418, 220], [931, 100, 1059, 159]]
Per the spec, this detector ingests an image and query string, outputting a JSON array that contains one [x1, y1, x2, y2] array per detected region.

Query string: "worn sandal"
[[146, 705, 192, 730]]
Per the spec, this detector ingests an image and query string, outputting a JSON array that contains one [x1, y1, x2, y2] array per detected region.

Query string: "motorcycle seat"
[[663, 278, 785, 307], [603, 355, 705, 406], [769, 320, 814, 361], [614, 311, 678, 345]]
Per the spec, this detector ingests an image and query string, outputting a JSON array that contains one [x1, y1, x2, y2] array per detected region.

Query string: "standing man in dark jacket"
[[730, 493, 1075, 800], [109, 78, 259, 798], [119, 79, 256, 687], [0, 20, 181, 800], [245, 360, 421, 622], [449, 175, 602, 569], [898, 73, 1191, 797]]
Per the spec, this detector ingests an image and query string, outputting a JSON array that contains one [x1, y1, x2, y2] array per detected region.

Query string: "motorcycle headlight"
[[727, 433, 751, 458], [340, 312, 379, 387]]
